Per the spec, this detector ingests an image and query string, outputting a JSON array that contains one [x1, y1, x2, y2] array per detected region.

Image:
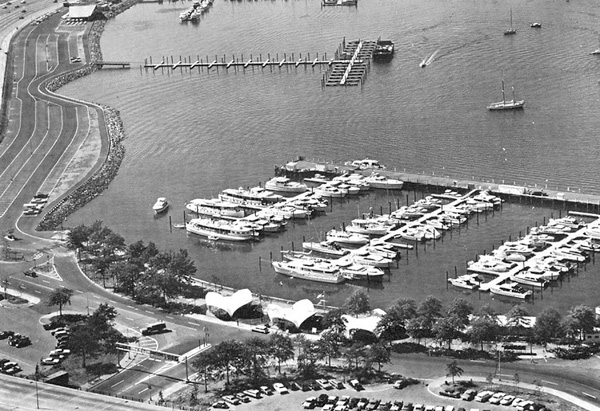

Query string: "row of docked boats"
[[450, 216, 600, 298], [179, 0, 213, 22], [303, 172, 403, 198]]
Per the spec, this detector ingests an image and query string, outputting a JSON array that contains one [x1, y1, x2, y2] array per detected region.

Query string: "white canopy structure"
[[342, 308, 386, 338], [205, 289, 253, 318], [267, 299, 317, 329]]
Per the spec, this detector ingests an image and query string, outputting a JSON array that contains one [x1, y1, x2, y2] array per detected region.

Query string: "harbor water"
[[59, 0, 600, 313]]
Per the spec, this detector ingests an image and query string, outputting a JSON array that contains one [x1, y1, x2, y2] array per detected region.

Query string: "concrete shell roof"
[[205, 289, 253, 317], [267, 299, 316, 328]]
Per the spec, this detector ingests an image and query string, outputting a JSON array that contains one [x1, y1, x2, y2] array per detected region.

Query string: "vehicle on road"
[[23, 269, 37, 277], [251, 324, 270, 334], [141, 322, 167, 336]]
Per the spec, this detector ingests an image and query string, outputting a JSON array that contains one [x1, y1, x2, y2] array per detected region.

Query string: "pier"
[[95, 61, 131, 69], [142, 38, 378, 87]]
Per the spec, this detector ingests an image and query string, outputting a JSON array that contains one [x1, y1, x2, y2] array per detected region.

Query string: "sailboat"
[[488, 80, 524, 110], [504, 9, 517, 35]]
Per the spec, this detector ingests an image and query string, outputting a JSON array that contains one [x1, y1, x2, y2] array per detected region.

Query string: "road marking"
[[541, 380, 558, 386], [75, 290, 83, 294], [126, 317, 134, 321], [111, 380, 124, 388], [166, 316, 174, 319], [469, 360, 485, 363], [127, 305, 135, 309], [138, 387, 149, 394], [34, 290, 41, 294], [144, 310, 153, 314], [188, 322, 199, 326], [582, 392, 597, 399], [42, 280, 50, 284]]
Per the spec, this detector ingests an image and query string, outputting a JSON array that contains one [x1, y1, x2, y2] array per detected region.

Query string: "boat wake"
[[420, 49, 439, 67]]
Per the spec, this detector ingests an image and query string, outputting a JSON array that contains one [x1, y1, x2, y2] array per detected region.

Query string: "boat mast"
[[511, 85, 516, 103], [501, 80, 506, 104], [510, 9, 513, 30]]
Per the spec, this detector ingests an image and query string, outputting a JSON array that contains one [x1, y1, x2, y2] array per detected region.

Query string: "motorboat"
[[530, 22, 542, 28], [272, 259, 345, 284], [346, 158, 386, 170], [303, 174, 330, 187], [152, 197, 169, 214], [314, 184, 347, 198], [448, 274, 481, 290], [244, 213, 286, 233], [186, 217, 259, 241], [467, 255, 516, 274], [346, 219, 395, 236], [326, 229, 369, 246], [490, 282, 533, 299], [366, 242, 400, 259], [219, 187, 283, 208], [511, 271, 548, 288], [398, 226, 427, 242], [289, 197, 328, 213], [351, 251, 393, 268], [372, 39, 394, 61], [302, 241, 349, 257], [488, 80, 524, 110], [186, 198, 245, 218], [365, 173, 404, 190], [264, 176, 308, 193], [340, 264, 385, 282]]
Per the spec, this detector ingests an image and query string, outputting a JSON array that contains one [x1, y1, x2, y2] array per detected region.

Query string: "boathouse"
[[63, 4, 102, 21]]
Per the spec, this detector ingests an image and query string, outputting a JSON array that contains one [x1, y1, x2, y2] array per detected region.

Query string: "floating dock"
[[323, 39, 376, 87]]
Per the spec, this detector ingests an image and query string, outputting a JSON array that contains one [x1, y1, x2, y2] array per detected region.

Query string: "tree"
[[66, 224, 93, 251], [296, 336, 322, 378], [446, 360, 463, 384], [533, 308, 563, 346], [417, 295, 443, 331], [269, 333, 294, 373], [345, 290, 370, 316], [318, 330, 347, 367], [433, 316, 464, 349], [467, 316, 500, 351], [69, 322, 100, 368], [447, 298, 473, 327], [375, 299, 417, 342], [564, 305, 596, 341], [367, 342, 391, 372], [245, 337, 270, 379], [405, 316, 432, 343], [322, 308, 348, 334], [47, 288, 74, 317], [192, 340, 248, 385], [342, 343, 366, 371]]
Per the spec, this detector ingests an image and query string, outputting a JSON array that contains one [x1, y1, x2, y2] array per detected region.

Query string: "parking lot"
[[215, 379, 554, 411]]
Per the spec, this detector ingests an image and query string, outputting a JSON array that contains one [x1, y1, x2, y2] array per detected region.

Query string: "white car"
[[500, 395, 515, 406], [41, 357, 60, 366], [316, 379, 333, 390], [273, 382, 288, 394], [512, 398, 526, 408], [516, 400, 534, 411], [489, 392, 506, 404]]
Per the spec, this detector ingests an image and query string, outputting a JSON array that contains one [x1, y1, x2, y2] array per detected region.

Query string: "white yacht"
[[302, 241, 349, 257], [264, 176, 308, 193], [186, 198, 245, 218], [219, 187, 283, 208], [490, 282, 533, 299], [326, 229, 370, 246], [340, 264, 385, 282], [186, 217, 259, 241], [152, 197, 169, 214], [364, 173, 404, 190], [272, 259, 345, 284], [448, 274, 481, 290]]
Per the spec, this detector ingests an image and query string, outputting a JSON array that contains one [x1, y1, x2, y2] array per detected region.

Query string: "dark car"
[[366, 399, 381, 411], [211, 401, 229, 409], [0, 331, 14, 340], [301, 383, 312, 392], [23, 269, 37, 278], [289, 381, 301, 391], [349, 379, 364, 391]]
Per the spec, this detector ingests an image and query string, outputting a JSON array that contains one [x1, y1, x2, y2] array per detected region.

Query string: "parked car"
[[8, 334, 31, 348], [357, 398, 369, 409], [390, 401, 403, 411], [512, 398, 526, 408], [439, 389, 460, 398], [323, 405, 334, 411], [500, 395, 515, 406], [273, 382, 289, 394], [316, 379, 333, 390], [259, 386, 274, 396], [489, 392, 506, 404], [303, 399, 317, 409], [221, 395, 240, 406], [366, 398, 381, 411], [444, 406, 454, 411], [49, 349, 71, 358], [301, 383, 312, 391], [289, 381, 301, 391], [516, 400, 535, 411], [41, 357, 61, 366], [242, 389, 261, 399], [474, 391, 493, 402], [329, 379, 344, 389], [349, 379, 364, 391], [326, 395, 339, 405], [393, 379, 409, 389], [0, 331, 14, 340], [211, 400, 229, 409], [413, 404, 424, 411], [401, 402, 413, 411], [251, 325, 270, 334], [460, 389, 477, 401], [234, 393, 250, 403]]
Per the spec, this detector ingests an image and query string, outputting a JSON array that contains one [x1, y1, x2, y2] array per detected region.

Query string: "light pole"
[[35, 364, 40, 409]]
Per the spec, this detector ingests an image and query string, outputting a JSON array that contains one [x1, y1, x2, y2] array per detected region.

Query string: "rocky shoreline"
[[36, 0, 141, 231]]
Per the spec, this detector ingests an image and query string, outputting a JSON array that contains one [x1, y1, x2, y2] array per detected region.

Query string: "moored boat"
[[448, 274, 481, 290], [490, 282, 533, 299], [153, 197, 169, 214], [340, 264, 385, 282], [303, 241, 349, 257], [186, 198, 245, 218], [326, 229, 370, 246], [264, 176, 308, 193], [186, 217, 259, 241], [219, 187, 283, 209], [365, 172, 404, 190], [488, 80, 524, 110], [272, 259, 345, 284], [372, 39, 394, 61]]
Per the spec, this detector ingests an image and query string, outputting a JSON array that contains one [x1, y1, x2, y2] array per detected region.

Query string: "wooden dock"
[[142, 38, 379, 87], [95, 61, 131, 69]]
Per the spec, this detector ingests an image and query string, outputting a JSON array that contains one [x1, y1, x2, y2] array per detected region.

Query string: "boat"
[[340, 264, 385, 282], [346, 158, 386, 170], [152, 197, 169, 214], [448, 274, 481, 290], [314, 183, 347, 198], [186, 198, 245, 218], [303, 174, 330, 187], [351, 251, 393, 268], [590, 36, 600, 55], [346, 219, 395, 236], [271, 259, 345, 284], [186, 217, 259, 241], [504, 9, 517, 35], [326, 229, 370, 246], [530, 22, 542, 28], [511, 271, 548, 288], [364, 173, 404, 190], [264, 176, 308, 193], [372, 39, 394, 61], [219, 187, 283, 208], [281, 250, 317, 261], [303, 241, 349, 257], [490, 282, 533, 299], [487, 80, 524, 110]]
